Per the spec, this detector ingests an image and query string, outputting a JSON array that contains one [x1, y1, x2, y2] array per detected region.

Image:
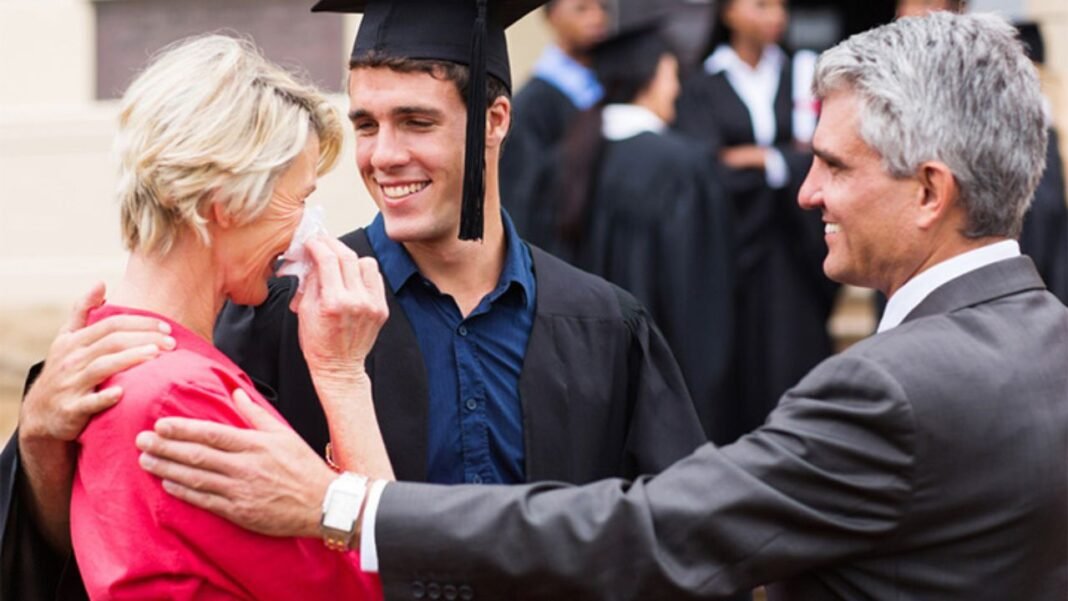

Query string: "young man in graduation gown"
[[0, 0, 707, 598], [499, 0, 608, 236]]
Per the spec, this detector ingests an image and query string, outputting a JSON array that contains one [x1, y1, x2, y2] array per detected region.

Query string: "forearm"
[[313, 370, 394, 482], [16, 434, 77, 551]]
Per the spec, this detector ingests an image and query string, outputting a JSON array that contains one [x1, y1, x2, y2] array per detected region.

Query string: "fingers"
[[136, 431, 237, 477], [305, 236, 344, 296], [138, 449, 232, 496], [61, 282, 107, 334], [151, 416, 257, 453], [232, 389, 288, 434], [81, 386, 124, 416], [69, 314, 173, 351], [81, 343, 167, 388], [160, 480, 232, 516]]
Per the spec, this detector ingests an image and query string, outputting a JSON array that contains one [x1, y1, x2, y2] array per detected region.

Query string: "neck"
[[109, 233, 223, 341], [631, 92, 666, 123], [731, 38, 765, 69], [404, 207, 507, 317], [885, 235, 1008, 298], [555, 40, 592, 67]]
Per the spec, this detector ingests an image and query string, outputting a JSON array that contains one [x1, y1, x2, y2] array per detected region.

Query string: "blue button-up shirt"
[[366, 212, 536, 485]]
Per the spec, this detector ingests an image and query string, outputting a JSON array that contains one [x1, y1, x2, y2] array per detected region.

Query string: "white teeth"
[[825, 223, 841, 234], [381, 182, 429, 199]]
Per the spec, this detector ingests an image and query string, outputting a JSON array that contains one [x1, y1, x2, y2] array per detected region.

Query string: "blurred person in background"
[[533, 19, 736, 446], [4, 34, 389, 600], [675, 0, 838, 445], [501, 0, 610, 236]]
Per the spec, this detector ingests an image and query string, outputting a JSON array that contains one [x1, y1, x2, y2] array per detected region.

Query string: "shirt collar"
[[704, 43, 785, 77], [878, 239, 1021, 333], [365, 211, 535, 309], [601, 104, 666, 141], [532, 44, 604, 110]]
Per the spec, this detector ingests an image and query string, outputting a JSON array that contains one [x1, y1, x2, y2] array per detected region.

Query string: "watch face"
[[323, 490, 362, 530]]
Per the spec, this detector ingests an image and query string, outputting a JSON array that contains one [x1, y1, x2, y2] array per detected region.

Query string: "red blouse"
[[71, 304, 382, 600]]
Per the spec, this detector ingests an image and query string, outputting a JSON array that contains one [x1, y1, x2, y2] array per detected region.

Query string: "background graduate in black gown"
[[529, 20, 737, 445], [501, 0, 609, 236], [675, 0, 838, 445]]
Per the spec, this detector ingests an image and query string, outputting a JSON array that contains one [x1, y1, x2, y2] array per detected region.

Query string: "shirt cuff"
[[765, 147, 789, 189], [359, 480, 387, 573]]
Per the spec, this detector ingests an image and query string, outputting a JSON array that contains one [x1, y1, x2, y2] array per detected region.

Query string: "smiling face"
[[214, 132, 320, 306], [798, 92, 924, 295], [723, 0, 788, 48], [348, 67, 471, 245]]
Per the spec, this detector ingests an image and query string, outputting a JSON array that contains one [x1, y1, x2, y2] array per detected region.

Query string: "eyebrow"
[[813, 146, 848, 169], [348, 106, 445, 121]]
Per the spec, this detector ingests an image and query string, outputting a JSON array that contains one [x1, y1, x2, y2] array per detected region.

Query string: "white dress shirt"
[[601, 103, 666, 141], [704, 44, 789, 189], [878, 240, 1021, 333]]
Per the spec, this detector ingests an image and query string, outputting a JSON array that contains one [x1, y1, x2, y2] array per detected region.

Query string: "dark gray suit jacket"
[[373, 256, 1068, 600]]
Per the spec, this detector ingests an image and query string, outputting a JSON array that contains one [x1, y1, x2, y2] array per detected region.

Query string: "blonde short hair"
[[116, 34, 344, 254]]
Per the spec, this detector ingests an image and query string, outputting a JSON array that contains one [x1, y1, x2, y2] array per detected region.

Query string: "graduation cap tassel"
[[458, 0, 489, 241]]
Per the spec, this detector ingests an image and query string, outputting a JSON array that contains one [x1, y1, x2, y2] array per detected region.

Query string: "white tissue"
[[276, 205, 328, 291]]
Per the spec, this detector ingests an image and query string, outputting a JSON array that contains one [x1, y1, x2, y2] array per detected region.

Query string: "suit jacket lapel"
[[903, 256, 1046, 325], [344, 229, 429, 482], [518, 246, 573, 482]]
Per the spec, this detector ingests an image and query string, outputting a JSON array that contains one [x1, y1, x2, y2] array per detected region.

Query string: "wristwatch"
[[320, 472, 368, 551]]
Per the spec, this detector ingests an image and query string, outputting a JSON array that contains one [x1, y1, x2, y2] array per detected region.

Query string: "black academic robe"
[[532, 130, 736, 443], [674, 52, 839, 445], [500, 77, 581, 239], [1020, 128, 1068, 304], [0, 230, 708, 599]]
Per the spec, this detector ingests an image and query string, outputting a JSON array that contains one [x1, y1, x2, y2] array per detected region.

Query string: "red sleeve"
[[71, 359, 382, 601]]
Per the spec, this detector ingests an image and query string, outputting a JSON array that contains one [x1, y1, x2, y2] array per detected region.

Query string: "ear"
[[207, 197, 236, 229], [915, 160, 959, 231], [485, 95, 511, 152]]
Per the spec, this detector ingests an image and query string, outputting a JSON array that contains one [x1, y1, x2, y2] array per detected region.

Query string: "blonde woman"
[[67, 35, 389, 600]]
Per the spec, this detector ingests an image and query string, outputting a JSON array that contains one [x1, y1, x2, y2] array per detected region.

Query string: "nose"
[[369, 125, 409, 172], [797, 163, 823, 211]]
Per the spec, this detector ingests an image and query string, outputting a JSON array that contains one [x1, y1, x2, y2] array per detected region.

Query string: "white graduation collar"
[[601, 104, 666, 141]]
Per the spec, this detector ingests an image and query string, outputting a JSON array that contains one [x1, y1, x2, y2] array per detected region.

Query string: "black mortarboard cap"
[[591, 14, 672, 104], [312, 0, 545, 240]]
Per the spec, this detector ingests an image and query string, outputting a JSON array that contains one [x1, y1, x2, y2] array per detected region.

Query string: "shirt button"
[[459, 585, 475, 600], [427, 582, 442, 600], [411, 581, 426, 599], [443, 584, 458, 600], [457, 325, 468, 336], [470, 474, 482, 484], [465, 398, 478, 411]]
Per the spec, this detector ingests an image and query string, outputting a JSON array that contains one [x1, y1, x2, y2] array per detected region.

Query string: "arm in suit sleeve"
[[373, 354, 916, 600]]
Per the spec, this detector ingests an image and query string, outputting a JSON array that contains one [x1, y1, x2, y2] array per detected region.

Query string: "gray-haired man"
[[138, 12, 1067, 599]]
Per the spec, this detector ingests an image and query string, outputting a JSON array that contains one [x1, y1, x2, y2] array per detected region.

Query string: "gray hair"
[[116, 34, 344, 254], [813, 12, 1047, 239]]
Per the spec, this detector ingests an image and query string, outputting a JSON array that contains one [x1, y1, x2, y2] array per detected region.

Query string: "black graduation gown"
[[1020, 128, 1068, 304], [500, 77, 581, 239], [674, 53, 839, 445], [533, 130, 736, 443], [0, 230, 708, 599]]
